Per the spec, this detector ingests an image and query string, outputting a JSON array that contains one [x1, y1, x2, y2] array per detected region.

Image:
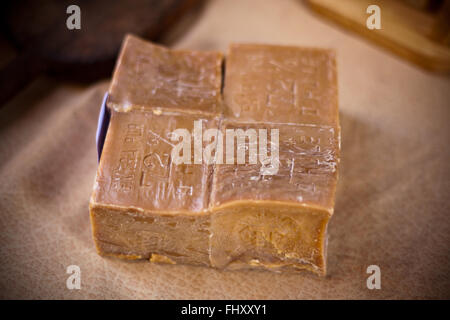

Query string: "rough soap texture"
[[211, 44, 339, 274], [90, 110, 219, 265], [89, 35, 340, 276], [224, 43, 338, 126], [109, 35, 223, 114]]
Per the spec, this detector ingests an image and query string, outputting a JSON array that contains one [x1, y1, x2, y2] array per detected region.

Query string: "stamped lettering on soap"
[[111, 122, 143, 193], [229, 49, 336, 124]]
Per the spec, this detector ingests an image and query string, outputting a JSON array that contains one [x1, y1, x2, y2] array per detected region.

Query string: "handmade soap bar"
[[90, 109, 219, 265], [224, 43, 338, 126], [209, 120, 339, 273], [211, 44, 339, 274], [109, 34, 223, 114], [89, 36, 340, 276], [90, 35, 223, 266]]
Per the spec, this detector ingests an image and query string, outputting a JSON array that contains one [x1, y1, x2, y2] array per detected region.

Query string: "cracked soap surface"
[[109, 35, 223, 114], [89, 35, 340, 275]]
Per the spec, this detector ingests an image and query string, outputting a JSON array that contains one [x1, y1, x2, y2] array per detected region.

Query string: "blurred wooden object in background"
[[430, 0, 450, 45], [402, 0, 441, 10], [307, 0, 450, 72]]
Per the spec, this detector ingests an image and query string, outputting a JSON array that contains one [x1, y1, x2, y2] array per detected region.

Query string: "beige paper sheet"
[[0, 0, 449, 299]]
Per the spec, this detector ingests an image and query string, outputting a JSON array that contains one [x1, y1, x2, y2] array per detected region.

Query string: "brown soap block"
[[223, 43, 338, 126], [89, 37, 340, 276], [214, 44, 340, 274], [90, 109, 220, 265], [209, 119, 339, 274], [109, 34, 223, 114]]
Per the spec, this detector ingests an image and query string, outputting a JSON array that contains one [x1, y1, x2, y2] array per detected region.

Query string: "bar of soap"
[[209, 120, 339, 273], [109, 35, 223, 114], [224, 43, 338, 126], [89, 35, 340, 276], [91, 109, 219, 265], [210, 44, 339, 274]]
